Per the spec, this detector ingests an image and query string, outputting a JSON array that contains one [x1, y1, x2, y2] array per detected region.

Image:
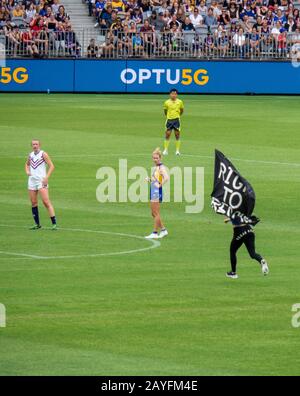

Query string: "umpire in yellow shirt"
[[163, 89, 184, 156]]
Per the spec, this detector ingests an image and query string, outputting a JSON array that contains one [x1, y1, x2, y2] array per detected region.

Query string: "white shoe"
[[145, 232, 159, 239], [159, 229, 168, 238], [176, 151, 180, 156], [163, 150, 168, 155], [261, 259, 269, 276], [94, 22, 99, 28], [226, 271, 238, 279]]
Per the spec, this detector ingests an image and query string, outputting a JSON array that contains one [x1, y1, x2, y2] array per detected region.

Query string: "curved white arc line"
[[0, 225, 161, 259]]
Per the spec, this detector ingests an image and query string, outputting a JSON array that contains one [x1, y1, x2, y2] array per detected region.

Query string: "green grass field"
[[0, 94, 299, 376]]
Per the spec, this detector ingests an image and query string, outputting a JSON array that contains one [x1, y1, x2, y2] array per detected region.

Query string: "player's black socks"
[[32, 206, 40, 226], [50, 216, 56, 225]]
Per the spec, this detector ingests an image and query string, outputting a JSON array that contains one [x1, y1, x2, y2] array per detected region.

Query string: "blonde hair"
[[152, 147, 162, 158]]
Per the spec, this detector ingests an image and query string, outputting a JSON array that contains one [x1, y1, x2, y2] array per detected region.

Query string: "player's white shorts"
[[28, 176, 48, 191]]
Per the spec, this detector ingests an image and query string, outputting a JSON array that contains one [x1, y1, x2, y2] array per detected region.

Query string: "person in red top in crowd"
[[22, 30, 39, 56]]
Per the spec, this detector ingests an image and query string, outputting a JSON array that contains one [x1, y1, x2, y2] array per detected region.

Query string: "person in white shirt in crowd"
[[271, 20, 282, 42], [233, 27, 246, 57], [25, 3, 36, 24], [189, 7, 203, 32]]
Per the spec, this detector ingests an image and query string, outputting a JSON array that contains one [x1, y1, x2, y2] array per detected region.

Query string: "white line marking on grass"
[[182, 154, 300, 167], [0, 225, 161, 260], [48, 153, 300, 167], [1, 152, 300, 167]]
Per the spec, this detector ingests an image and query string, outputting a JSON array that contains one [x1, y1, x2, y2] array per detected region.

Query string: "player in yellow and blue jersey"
[[163, 88, 184, 156], [145, 148, 169, 240]]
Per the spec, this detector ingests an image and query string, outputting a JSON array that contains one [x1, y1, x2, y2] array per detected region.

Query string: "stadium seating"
[[0, 0, 300, 59]]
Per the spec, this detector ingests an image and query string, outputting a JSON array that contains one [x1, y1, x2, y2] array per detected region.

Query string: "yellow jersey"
[[163, 98, 184, 120], [152, 164, 163, 185]]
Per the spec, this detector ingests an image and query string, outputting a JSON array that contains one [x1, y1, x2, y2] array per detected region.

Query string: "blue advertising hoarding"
[[0, 59, 74, 92], [1, 59, 300, 94]]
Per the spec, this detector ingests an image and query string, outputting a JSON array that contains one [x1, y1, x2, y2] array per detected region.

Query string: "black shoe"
[[226, 271, 238, 279], [29, 224, 42, 230]]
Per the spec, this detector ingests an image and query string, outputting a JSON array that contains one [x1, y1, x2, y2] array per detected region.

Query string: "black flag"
[[211, 150, 256, 219]]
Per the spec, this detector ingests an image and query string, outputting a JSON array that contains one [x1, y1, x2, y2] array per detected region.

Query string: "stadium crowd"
[[1, 0, 300, 58], [87, 0, 300, 58], [0, 0, 81, 57]]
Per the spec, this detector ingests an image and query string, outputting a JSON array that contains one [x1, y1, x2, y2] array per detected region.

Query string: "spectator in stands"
[[149, 10, 158, 28], [271, 20, 282, 41], [21, 29, 39, 57], [47, 13, 58, 32], [0, 5, 10, 28], [218, 9, 230, 27], [96, 5, 113, 29], [204, 31, 214, 57], [204, 8, 217, 31], [293, 9, 300, 24], [87, 38, 99, 57], [210, 1, 222, 19], [198, 1, 208, 18], [177, 7, 186, 25], [110, 16, 123, 39], [277, 28, 287, 57], [12, 4, 24, 19], [140, 19, 154, 57], [171, 24, 184, 53], [52, 0, 61, 15], [217, 28, 229, 57], [132, 31, 143, 56], [182, 16, 195, 32], [290, 27, 300, 44], [34, 24, 49, 57], [233, 27, 246, 57], [112, 0, 125, 12], [274, 9, 286, 25], [65, 24, 80, 56], [168, 14, 181, 29], [118, 24, 133, 55], [189, 8, 203, 31], [102, 30, 115, 57], [228, 1, 239, 21], [260, 19, 270, 36], [95, 0, 106, 17], [6, 25, 21, 56], [25, 4, 37, 24], [131, 7, 143, 24], [241, 15, 253, 33], [55, 22, 65, 56], [240, 2, 256, 20], [285, 15, 295, 33], [265, 9, 274, 25], [140, 0, 152, 22], [260, 33, 274, 57], [253, 15, 263, 32], [157, 1, 170, 16], [56, 5, 69, 23], [160, 25, 172, 56], [192, 32, 202, 57], [151, 11, 166, 31], [128, 20, 137, 34], [249, 26, 260, 57], [125, 0, 137, 15]]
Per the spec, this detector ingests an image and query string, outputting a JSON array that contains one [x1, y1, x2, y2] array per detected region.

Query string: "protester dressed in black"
[[225, 215, 269, 279]]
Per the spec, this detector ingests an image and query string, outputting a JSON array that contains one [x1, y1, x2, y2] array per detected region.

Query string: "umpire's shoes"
[[261, 259, 269, 276], [226, 271, 238, 279]]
